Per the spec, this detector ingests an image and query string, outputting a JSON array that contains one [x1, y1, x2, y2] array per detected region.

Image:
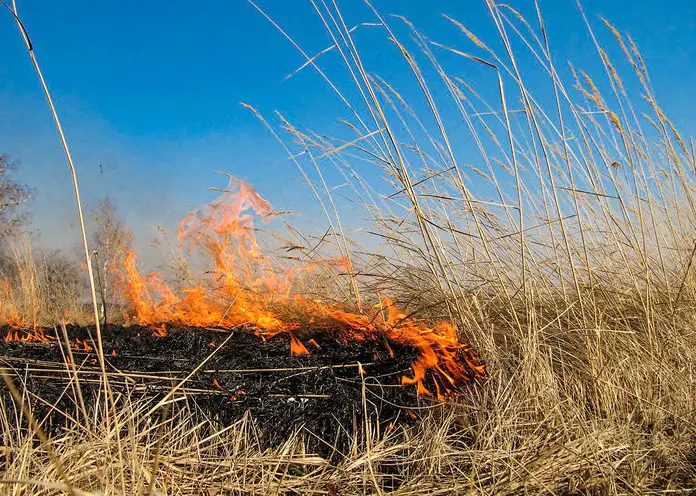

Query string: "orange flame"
[[152, 324, 168, 337], [4, 326, 51, 343], [0, 279, 27, 329], [70, 338, 93, 352], [289, 333, 309, 356], [3, 325, 97, 354], [112, 177, 487, 398]]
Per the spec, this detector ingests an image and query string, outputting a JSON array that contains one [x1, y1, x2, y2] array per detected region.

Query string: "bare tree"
[[0, 155, 32, 281], [91, 197, 128, 321], [0, 154, 32, 238]]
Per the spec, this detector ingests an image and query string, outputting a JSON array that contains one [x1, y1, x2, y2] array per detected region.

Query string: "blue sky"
[[0, 0, 693, 256]]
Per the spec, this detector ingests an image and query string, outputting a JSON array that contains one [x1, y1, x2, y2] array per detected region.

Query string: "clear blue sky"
[[0, 0, 693, 254]]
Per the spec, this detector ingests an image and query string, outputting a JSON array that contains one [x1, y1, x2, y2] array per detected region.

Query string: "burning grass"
[[1, 0, 696, 494], [111, 177, 487, 400]]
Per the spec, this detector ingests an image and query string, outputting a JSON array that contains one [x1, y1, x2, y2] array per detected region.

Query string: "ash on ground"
[[0, 324, 457, 453]]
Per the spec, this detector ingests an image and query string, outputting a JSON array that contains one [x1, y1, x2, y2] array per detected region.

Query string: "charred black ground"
[[0, 324, 480, 454]]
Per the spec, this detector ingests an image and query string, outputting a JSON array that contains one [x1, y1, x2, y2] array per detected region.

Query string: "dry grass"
[[2, 0, 696, 494], [0, 234, 89, 328]]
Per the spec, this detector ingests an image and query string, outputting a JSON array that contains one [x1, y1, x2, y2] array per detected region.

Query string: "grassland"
[[1, 1, 696, 494]]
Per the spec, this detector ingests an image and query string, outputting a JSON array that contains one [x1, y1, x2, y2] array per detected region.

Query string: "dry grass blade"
[[1, 368, 76, 496]]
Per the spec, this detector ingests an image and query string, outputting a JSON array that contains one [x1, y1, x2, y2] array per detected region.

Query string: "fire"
[[1, 308, 25, 330], [289, 333, 309, 356], [71, 338, 93, 352], [4, 326, 51, 343], [112, 177, 487, 398], [3, 325, 97, 353], [0, 279, 27, 329], [152, 324, 168, 337]]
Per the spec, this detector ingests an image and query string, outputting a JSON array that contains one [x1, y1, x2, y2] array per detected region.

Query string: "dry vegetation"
[[2, 1, 696, 494]]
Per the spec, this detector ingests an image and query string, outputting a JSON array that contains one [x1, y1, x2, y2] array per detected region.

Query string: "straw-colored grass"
[[2, 0, 696, 494], [0, 234, 89, 328]]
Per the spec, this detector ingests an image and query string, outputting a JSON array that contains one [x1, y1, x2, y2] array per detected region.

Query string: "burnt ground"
[[0, 324, 466, 454]]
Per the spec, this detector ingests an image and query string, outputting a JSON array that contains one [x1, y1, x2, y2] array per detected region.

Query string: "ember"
[[112, 177, 487, 399]]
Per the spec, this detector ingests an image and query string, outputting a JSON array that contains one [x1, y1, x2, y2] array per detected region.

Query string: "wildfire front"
[[1, 177, 487, 450]]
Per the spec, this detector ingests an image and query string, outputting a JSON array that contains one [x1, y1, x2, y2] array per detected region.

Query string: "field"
[[1, 1, 695, 494]]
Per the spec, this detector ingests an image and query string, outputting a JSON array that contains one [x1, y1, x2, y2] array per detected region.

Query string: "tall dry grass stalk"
[[1, 1, 127, 492], [1, 1, 696, 494]]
